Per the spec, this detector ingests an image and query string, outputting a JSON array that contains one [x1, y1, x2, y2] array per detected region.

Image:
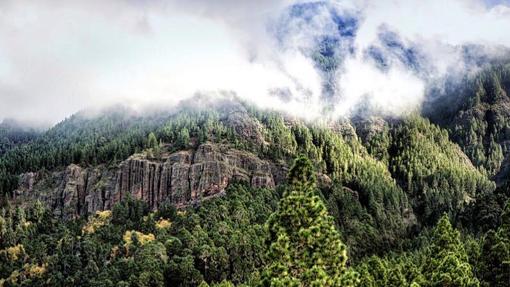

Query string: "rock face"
[[353, 117, 388, 144], [14, 143, 284, 219], [14, 165, 117, 219], [115, 143, 282, 209]]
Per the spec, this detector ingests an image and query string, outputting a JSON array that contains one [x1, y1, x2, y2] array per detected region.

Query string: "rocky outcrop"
[[14, 165, 117, 219], [181, 94, 266, 146], [59, 164, 86, 219], [14, 143, 285, 218], [353, 117, 387, 144], [14, 172, 37, 196], [114, 143, 282, 209], [223, 109, 265, 145]]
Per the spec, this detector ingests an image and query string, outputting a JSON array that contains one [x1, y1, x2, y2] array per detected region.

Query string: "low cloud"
[[0, 0, 509, 125]]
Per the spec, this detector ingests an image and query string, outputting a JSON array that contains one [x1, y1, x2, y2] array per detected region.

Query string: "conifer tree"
[[146, 132, 160, 157], [424, 215, 479, 287], [177, 128, 190, 149], [144, 132, 156, 149], [261, 156, 358, 286], [479, 201, 510, 286]]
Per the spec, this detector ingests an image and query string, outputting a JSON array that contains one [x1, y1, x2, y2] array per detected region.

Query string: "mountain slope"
[[1, 96, 497, 259], [425, 62, 510, 183], [0, 120, 40, 156], [1, 95, 508, 286]]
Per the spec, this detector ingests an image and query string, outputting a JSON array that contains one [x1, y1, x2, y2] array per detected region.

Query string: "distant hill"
[[0, 118, 41, 156]]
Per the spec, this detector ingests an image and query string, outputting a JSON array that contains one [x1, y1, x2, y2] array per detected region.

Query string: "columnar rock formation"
[[13, 143, 285, 219]]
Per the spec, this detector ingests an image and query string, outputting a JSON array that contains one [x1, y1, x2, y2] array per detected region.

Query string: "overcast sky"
[[1, 0, 510, 125]]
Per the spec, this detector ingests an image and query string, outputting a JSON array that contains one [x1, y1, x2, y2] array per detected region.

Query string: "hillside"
[[0, 120, 40, 156], [1, 95, 508, 286], [3, 0, 510, 285], [425, 61, 510, 183]]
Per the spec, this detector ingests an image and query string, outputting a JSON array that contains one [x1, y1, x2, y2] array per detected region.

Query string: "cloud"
[[0, 0, 509, 125], [268, 0, 510, 117], [0, 0, 325, 124]]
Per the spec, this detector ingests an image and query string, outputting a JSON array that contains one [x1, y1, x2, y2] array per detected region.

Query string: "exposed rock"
[[352, 116, 388, 144], [14, 165, 117, 219], [58, 164, 86, 219], [83, 167, 117, 214], [317, 173, 333, 189], [222, 105, 266, 146], [325, 119, 358, 141], [168, 151, 192, 205], [14, 143, 284, 218], [14, 172, 37, 198]]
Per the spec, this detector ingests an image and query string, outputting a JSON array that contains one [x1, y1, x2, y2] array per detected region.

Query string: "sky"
[[0, 0, 510, 125]]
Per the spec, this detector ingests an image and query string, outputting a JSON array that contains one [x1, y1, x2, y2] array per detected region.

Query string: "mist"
[[0, 0, 509, 125]]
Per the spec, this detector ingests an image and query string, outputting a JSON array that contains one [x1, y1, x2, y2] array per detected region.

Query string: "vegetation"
[[367, 116, 495, 224], [1, 91, 510, 285], [1, 155, 505, 286], [0, 183, 279, 286], [261, 156, 358, 286], [426, 62, 510, 179], [0, 123, 40, 156], [357, 214, 480, 287]]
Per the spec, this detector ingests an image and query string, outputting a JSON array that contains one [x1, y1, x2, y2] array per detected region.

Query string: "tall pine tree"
[[424, 215, 479, 287], [479, 201, 510, 286], [261, 156, 358, 286]]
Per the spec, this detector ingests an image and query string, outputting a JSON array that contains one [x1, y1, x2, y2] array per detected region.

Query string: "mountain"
[[1, 78, 510, 285], [0, 119, 41, 156], [425, 60, 510, 183]]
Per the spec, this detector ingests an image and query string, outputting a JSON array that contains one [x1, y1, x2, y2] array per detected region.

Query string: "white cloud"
[[335, 57, 425, 117], [0, 0, 509, 124]]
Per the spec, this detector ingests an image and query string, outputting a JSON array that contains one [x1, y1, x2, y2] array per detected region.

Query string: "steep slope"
[[0, 98, 412, 256], [0, 106, 169, 194], [13, 143, 283, 219], [357, 116, 495, 226], [0, 96, 498, 259], [425, 62, 510, 183], [0, 120, 40, 155]]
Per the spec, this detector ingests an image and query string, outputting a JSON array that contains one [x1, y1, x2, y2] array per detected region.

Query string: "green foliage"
[[0, 109, 168, 195], [0, 184, 280, 286], [424, 215, 479, 287], [146, 132, 160, 158], [146, 132, 158, 150], [309, 127, 410, 258], [261, 156, 359, 287], [1, 104, 418, 259], [168, 183, 279, 285], [258, 113, 297, 158], [459, 183, 510, 234], [357, 215, 480, 287], [386, 116, 495, 224], [428, 63, 510, 178], [0, 123, 39, 156], [176, 128, 190, 149], [1, 97, 509, 286], [477, 201, 510, 286], [287, 155, 316, 188], [158, 108, 246, 152]]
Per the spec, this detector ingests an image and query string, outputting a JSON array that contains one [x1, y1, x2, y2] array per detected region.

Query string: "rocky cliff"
[[13, 143, 286, 219]]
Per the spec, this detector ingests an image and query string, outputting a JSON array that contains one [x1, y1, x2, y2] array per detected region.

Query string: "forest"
[[0, 64, 510, 286]]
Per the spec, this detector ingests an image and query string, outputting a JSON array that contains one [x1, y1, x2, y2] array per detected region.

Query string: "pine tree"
[[261, 156, 358, 286], [479, 201, 510, 286], [177, 128, 190, 149], [424, 215, 479, 287], [146, 132, 160, 157]]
